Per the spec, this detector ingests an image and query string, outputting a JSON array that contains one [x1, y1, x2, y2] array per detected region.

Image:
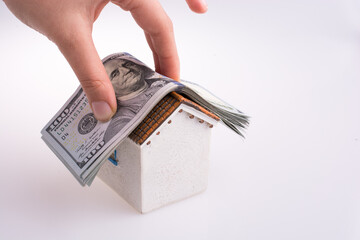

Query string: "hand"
[[3, 0, 207, 121]]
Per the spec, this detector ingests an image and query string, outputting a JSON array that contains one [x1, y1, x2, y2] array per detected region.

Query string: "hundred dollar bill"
[[180, 80, 249, 136], [41, 52, 248, 186]]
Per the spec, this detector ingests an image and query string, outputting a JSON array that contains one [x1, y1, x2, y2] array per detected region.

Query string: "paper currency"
[[41, 52, 249, 186]]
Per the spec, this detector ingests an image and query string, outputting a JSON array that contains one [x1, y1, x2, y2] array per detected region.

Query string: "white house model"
[[98, 92, 219, 213]]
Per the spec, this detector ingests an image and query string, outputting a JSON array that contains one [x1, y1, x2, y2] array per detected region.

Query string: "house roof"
[[129, 92, 219, 145]]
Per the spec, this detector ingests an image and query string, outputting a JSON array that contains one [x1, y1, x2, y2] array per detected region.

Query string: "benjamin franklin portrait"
[[102, 55, 168, 143]]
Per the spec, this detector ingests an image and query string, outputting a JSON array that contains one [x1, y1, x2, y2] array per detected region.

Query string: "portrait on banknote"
[[102, 55, 169, 142]]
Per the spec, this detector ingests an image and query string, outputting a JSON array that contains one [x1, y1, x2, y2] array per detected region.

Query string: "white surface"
[[0, 0, 359, 239], [99, 104, 215, 213]]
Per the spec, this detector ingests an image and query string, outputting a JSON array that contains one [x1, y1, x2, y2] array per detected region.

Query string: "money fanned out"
[[41, 52, 249, 186]]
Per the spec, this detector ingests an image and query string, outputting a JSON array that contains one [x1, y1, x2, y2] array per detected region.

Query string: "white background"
[[1, 1, 360, 239]]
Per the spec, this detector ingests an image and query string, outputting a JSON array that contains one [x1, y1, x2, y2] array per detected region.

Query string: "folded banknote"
[[41, 52, 249, 186]]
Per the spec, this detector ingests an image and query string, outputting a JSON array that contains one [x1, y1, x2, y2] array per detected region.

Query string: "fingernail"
[[92, 101, 113, 122], [201, 0, 208, 10]]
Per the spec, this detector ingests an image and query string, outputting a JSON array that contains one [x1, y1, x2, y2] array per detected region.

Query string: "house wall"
[[98, 104, 218, 213], [97, 138, 142, 212], [140, 104, 216, 213]]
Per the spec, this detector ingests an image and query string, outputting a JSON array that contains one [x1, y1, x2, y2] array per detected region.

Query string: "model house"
[[98, 92, 219, 213]]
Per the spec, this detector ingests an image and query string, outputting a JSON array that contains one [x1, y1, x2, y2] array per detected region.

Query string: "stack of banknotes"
[[41, 52, 249, 186]]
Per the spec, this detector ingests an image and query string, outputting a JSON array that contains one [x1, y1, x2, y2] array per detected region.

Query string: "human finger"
[[112, 0, 180, 80], [55, 24, 117, 122], [185, 0, 208, 13], [144, 32, 161, 74]]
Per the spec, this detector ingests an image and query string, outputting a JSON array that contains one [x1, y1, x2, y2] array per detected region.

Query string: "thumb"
[[55, 29, 117, 122]]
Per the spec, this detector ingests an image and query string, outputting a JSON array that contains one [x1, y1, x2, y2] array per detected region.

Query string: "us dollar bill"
[[180, 80, 249, 136], [41, 52, 248, 186]]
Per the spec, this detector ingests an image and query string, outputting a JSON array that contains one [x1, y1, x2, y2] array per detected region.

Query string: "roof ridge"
[[170, 92, 220, 121]]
